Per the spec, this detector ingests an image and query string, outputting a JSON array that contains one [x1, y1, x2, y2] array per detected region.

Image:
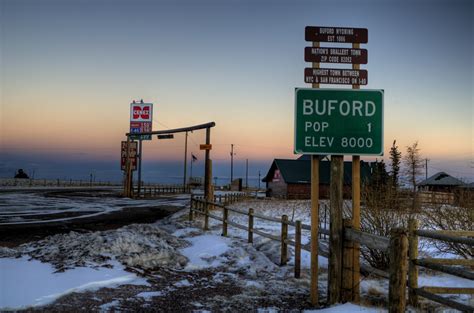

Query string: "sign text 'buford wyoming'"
[[305, 26, 368, 43], [294, 88, 383, 155], [304, 68, 368, 85]]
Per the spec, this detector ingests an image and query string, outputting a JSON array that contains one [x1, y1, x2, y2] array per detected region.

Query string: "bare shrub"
[[360, 205, 407, 270], [422, 201, 473, 259], [358, 160, 410, 270]]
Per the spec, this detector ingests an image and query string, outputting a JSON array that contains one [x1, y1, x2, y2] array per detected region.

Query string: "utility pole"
[[425, 158, 429, 180], [137, 139, 143, 195], [258, 170, 261, 190], [245, 159, 249, 189], [230, 144, 235, 184], [190, 153, 193, 181], [183, 131, 188, 190]]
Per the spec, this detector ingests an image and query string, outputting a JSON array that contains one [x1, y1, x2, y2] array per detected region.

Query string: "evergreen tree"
[[371, 159, 389, 188], [389, 140, 401, 188]]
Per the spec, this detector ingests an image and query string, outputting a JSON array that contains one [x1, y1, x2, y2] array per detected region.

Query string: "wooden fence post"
[[222, 206, 228, 237], [248, 208, 254, 243], [189, 198, 194, 221], [342, 219, 354, 303], [389, 228, 408, 313], [204, 200, 209, 231], [295, 220, 302, 278], [352, 154, 361, 303], [408, 219, 419, 307], [281, 215, 288, 266], [329, 155, 344, 305]]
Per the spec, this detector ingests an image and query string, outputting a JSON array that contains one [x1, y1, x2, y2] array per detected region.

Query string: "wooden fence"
[[189, 197, 474, 312], [418, 191, 455, 205], [408, 220, 474, 312], [134, 185, 191, 198], [0, 178, 117, 187]]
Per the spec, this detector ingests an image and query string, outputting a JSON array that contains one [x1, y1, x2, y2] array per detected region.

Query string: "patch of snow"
[[1, 223, 188, 270], [180, 235, 232, 269], [172, 227, 199, 237], [245, 280, 264, 288], [174, 279, 192, 287], [304, 303, 386, 312], [135, 291, 164, 299], [99, 299, 121, 311], [0, 257, 148, 310], [257, 308, 279, 313], [293, 250, 328, 269]]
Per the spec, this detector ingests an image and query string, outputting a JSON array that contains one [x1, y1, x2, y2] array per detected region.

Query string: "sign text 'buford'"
[[294, 88, 383, 155]]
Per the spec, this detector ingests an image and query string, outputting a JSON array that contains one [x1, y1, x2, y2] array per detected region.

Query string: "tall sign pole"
[[351, 41, 361, 303], [204, 128, 212, 205], [183, 131, 188, 190], [137, 139, 143, 195], [309, 40, 320, 306], [230, 144, 234, 184]]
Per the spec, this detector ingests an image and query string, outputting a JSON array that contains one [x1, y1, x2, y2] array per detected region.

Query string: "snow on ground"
[[0, 257, 148, 310], [1, 195, 469, 311]]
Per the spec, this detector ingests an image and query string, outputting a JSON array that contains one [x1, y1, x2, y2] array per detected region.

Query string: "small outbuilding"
[[418, 172, 465, 193], [262, 155, 372, 199]]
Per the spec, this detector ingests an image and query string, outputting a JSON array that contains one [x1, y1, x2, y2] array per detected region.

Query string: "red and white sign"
[[130, 103, 153, 122], [130, 102, 153, 140]]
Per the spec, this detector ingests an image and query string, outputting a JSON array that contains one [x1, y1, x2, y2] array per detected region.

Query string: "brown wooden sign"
[[121, 141, 137, 171], [305, 26, 368, 43], [305, 47, 368, 64], [200, 144, 212, 150], [304, 68, 368, 85]]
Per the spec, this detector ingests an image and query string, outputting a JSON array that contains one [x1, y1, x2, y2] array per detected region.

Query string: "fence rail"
[[344, 228, 390, 251], [413, 288, 474, 312], [415, 229, 474, 246]]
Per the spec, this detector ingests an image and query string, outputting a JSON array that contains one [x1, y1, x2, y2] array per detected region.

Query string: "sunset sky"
[[1, 0, 472, 184]]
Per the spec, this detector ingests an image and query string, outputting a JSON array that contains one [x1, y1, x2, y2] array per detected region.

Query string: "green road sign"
[[294, 88, 383, 155]]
